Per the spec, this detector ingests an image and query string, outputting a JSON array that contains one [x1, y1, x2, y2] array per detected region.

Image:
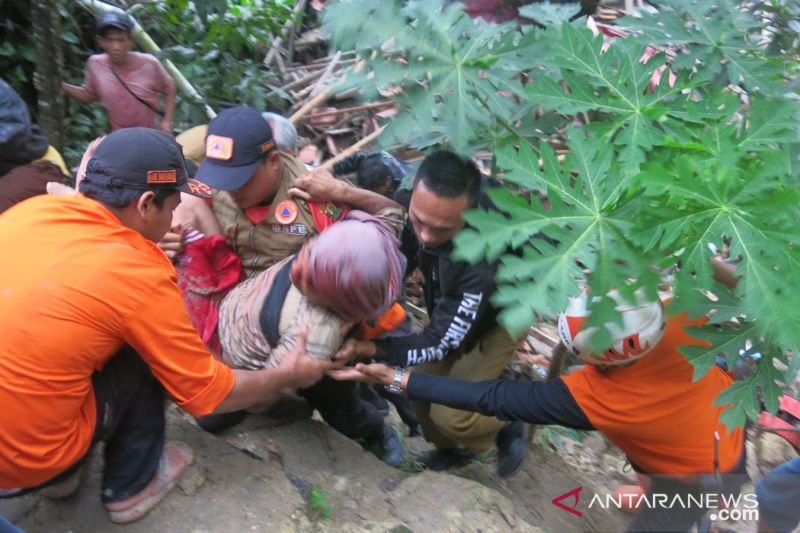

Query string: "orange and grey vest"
[[212, 153, 317, 278]]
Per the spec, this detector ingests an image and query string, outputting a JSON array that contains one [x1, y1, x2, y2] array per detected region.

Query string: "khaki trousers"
[[411, 326, 518, 452]]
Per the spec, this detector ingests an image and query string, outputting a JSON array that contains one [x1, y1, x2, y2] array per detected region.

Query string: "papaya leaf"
[[621, 0, 786, 95], [682, 322, 756, 381], [715, 352, 787, 432], [527, 24, 698, 176], [325, 0, 542, 152], [518, 2, 582, 27]]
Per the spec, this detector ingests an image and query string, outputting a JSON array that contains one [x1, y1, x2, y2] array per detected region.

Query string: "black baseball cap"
[[195, 106, 276, 191], [84, 128, 213, 198], [96, 12, 134, 35]]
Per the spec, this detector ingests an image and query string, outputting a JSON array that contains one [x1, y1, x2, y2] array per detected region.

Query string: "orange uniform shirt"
[[0, 195, 235, 488], [561, 313, 744, 475]]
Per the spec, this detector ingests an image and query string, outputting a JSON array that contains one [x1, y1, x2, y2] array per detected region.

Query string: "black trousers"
[[3, 346, 165, 503], [299, 376, 385, 441], [360, 383, 420, 430]]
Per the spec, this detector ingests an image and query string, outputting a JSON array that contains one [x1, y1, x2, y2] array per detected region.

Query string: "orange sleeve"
[[122, 273, 235, 417]]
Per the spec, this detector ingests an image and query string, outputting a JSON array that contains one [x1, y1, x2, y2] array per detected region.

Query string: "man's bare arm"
[[62, 82, 96, 104], [214, 328, 341, 413], [160, 73, 176, 133], [289, 169, 401, 215]]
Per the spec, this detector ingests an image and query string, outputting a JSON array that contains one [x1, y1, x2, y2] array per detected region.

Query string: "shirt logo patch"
[[146, 170, 177, 184], [274, 200, 299, 225], [206, 135, 234, 160], [322, 201, 343, 221], [271, 223, 307, 236]]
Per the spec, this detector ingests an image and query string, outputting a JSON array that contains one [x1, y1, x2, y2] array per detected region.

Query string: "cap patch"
[[147, 170, 177, 184], [260, 139, 276, 153], [186, 181, 213, 197], [206, 135, 234, 161], [274, 200, 299, 225]]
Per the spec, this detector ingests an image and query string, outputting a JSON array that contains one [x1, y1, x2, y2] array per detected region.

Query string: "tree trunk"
[[31, 0, 66, 153]]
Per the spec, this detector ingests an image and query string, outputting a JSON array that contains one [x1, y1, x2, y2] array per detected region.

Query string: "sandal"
[[105, 441, 194, 524]]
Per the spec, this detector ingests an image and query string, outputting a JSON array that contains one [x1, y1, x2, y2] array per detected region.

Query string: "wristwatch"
[[385, 366, 405, 394]]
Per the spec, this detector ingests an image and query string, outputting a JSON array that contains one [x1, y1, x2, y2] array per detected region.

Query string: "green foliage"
[[138, 0, 297, 128], [309, 487, 333, 521], [0, 1, 296, 168], [714, 349, 787, 429], [622, 0, 787, 95], [326, 0, 800, 427], [0, 1, 109, 166], [325, 0, 543, 153]]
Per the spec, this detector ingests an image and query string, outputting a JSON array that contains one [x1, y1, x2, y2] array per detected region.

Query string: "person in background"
[[333, 150, 411, 198], [62, 12, 175, 133], [0, 78, 67, 213]]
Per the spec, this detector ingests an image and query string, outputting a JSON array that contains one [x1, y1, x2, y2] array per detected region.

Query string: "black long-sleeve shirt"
[[406, 373, 593, 429], [373, 238, 502, 367], [374, 178, 508, 368]]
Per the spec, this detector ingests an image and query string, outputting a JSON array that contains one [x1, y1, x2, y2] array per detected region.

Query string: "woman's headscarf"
[[297, 210, 406, 322]]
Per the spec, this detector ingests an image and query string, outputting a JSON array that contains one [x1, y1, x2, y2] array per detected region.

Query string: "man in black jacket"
[[335, 151, 529, 478]]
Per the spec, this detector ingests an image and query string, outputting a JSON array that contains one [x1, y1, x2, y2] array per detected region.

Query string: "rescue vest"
[[213, 153, 317, 277]]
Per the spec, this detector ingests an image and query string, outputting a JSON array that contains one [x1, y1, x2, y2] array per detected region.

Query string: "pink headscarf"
[[298, 210, 406, 322]]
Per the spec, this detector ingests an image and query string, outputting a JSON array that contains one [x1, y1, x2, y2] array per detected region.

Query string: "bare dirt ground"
[[4, 395, 799, 532], [1, 401, 635, 533]]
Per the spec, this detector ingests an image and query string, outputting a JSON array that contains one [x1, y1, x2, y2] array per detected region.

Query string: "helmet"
[[557, 290, 665, 366]]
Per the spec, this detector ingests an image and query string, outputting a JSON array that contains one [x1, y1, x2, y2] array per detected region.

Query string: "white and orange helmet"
[[557, 290, 666, 366]]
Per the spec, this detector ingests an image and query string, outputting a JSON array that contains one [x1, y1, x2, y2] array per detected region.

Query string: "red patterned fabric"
[[176, 235, 242, 358]]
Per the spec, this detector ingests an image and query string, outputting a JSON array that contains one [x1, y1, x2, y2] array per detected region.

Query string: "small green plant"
[[535, 426, 586, 450], [310, 487, 333, 521]]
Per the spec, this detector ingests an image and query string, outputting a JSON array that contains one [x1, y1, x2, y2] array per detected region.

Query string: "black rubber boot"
[[495, 421, 530, 478]]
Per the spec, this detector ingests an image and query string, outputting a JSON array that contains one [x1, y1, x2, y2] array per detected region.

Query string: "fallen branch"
[[264, 0, 309, 67], [311, 50, 357, 64], [304, 100, 393, 120], [310, 50, 341, 97], [316, 125, 386, 172], [279, 68, 325, 92], [289, 87, 332, 124]]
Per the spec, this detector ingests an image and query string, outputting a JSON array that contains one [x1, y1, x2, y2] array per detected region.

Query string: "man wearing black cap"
[[62, 12, 176, 133], [0, 128, 337, 524]]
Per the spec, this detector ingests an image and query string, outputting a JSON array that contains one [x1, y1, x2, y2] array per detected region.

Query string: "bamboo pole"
[[304, 100, 393, 120], [75, 0, 216, 119], [32, 0, 66, 152], [316, 125, 386, 172], [289, 87, 332, 124], [264, 0, 308, 67], [310, 50, 341, 97]]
